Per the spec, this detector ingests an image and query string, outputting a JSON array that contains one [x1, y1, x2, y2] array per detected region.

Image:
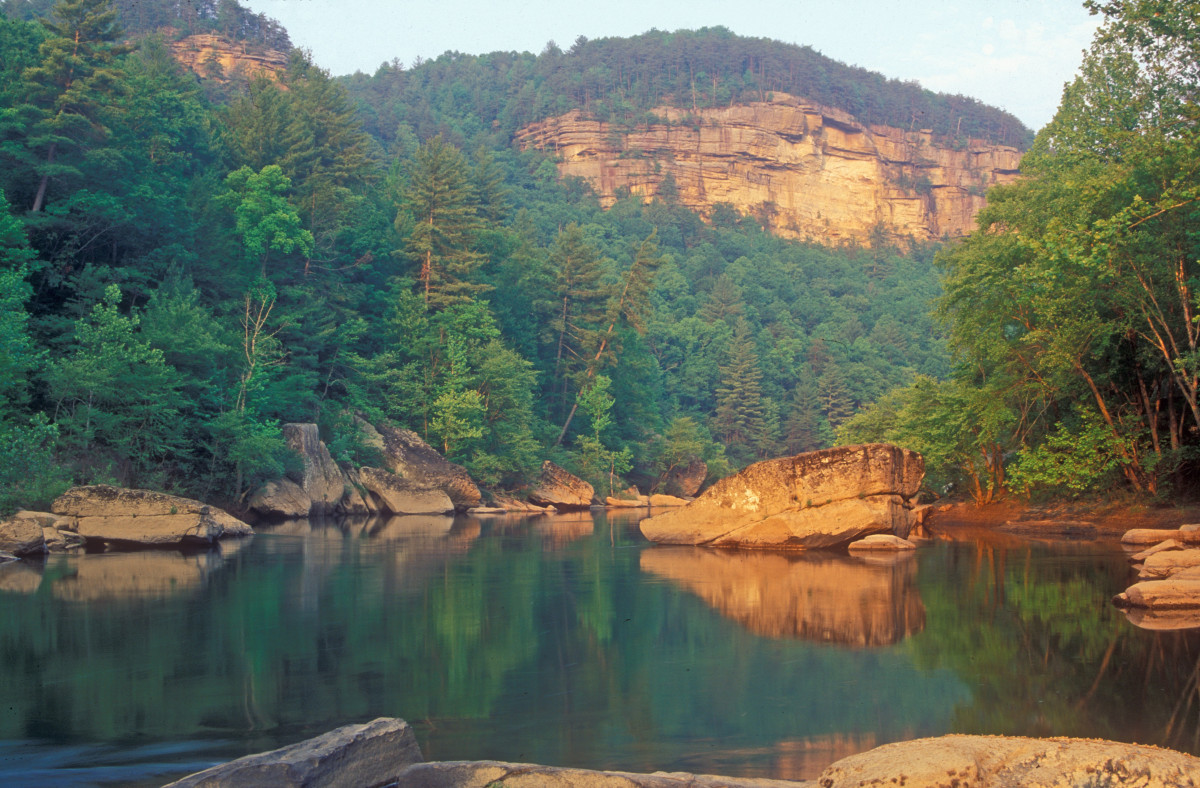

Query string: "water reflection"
[[640, 547, 925, 645]]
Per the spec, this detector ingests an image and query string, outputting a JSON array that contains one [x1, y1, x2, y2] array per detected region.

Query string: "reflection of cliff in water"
[[640, 547, 925, 646]]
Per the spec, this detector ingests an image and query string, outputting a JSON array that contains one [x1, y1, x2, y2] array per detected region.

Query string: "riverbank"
[[925, 498, 1200, 539]]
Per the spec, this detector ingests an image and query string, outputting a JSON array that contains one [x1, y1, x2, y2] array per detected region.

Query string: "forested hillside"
[[0, 0, 964, 514], [842, 0, 1200, 503]]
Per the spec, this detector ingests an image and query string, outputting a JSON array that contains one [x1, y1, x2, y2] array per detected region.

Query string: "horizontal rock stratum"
[[639, 444, 923, 550], [517, 95, 1021, 248]]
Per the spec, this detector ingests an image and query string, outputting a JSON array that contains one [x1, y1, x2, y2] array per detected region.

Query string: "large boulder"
[[165, 717, 423, 788], [50, 486, 252, 548], [640, 444, 924, 550], [0, 514, 47, 556], [358, 467, 455, 515], [283, 423, 347, 515], [365, 421, 482, 510], [817, 734, 1200, 788], [528, 461, 595, 510], [248, 478, 312, 520]]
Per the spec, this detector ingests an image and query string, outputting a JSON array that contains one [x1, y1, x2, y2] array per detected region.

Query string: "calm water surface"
[[1, 510, 1198, 786]]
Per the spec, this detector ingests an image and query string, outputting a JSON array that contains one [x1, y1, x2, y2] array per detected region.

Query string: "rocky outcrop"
[[517, 95, 1021, 248], [639, 444, 923, 550], [168, 34, 287, 84], [0, 514, 49, 556], [50, 486, 252, 548], [528, 461, 595, 510], [358, 467, 455, 515], [649, 494, 690, 507], [395, 762, 803, 787], [817, 734, 1200, 788], [283, 423, 348, 515], [248, 478, 311, 520], [641, 547, 924, 646], [365, 422, 482, 510], [165, 717, 423, 788], [1115, 531, 1200, 625]]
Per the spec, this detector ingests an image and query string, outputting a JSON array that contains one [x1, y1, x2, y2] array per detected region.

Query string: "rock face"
[[358, 467, 455, 515], [368, 422, 482, 510], [640, 444, 923, 550], [168, 34, 287, 84], [516, 95, 1021, 248], [283, 423, 348, 515], [165, 717, 423, 788], [817, 734, 1200, 788], [528, 461, 595, 510], [50, 486, 252, 547]]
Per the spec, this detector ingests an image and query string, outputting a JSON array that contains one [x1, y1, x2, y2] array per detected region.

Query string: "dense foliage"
[[0, 0, 959, 513], [841, 0, 1200, 503], [343, 26, 1032, 152]]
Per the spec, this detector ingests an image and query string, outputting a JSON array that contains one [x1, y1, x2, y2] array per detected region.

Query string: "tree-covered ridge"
[[842, 0, 1200, 503], [2, 0, 291, 49], [0, 0, 949, 515], [342, 26, 1033, 154]]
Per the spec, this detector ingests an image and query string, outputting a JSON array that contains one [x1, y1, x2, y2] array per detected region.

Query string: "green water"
[[1, 511, 1197, 786]]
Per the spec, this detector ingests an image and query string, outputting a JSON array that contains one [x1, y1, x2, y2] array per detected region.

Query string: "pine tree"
[[20, 0, 130, 212], [547, 222, 608, 420], [402, 135, 487, 309], [712, 317, 767, 460]]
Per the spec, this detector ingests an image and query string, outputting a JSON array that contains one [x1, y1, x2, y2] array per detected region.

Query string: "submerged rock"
[[50, 486, 252, 548], [528, 461, 595, 510], [640, 444, 923, 550], [847, 534, 917, 551]]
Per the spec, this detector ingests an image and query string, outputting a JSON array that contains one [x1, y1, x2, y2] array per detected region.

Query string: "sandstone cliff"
[[169, 33, 287, 83], [516, 94, 1021, 247]]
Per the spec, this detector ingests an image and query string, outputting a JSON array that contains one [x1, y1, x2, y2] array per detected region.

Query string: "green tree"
[[401, 135, 487, 309], [573, 374, 632, 498]]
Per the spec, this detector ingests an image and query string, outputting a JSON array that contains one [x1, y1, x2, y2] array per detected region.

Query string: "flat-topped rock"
[[394, 761, 806, 787], [1140, 549, 1200, 579], [50, 486, 252, 547], [649, 494, 690, 507], [640, 444, 924, 550], [1116, 577, 1200, 610], [1123, 528, 1200, 545], [529, 461, 595, 510]]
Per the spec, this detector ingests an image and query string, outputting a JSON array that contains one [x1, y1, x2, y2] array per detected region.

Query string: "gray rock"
[[164, 717, 423, 788], [368, 422, 482, 510], [248, 478, 312, 520], [529, 461, 595, 510], [358, 467, 454, 515], [283, 423, 348, 515]]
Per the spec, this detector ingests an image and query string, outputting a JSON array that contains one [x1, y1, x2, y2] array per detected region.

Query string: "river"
[[1, 510, 1197, 786]]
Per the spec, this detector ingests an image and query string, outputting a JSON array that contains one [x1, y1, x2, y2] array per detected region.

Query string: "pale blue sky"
[[241, 0, 1100, 131]]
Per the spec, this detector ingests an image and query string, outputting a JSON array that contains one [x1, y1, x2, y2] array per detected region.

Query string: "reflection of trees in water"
[[913, 538, 1200, 754]]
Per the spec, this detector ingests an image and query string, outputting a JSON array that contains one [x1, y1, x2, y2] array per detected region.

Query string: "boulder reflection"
[[46, 550, 225, 601], [640, 547, 925, 646]]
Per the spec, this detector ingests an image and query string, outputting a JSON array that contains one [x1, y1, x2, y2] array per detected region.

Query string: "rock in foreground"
[[165, 717, 422, 788], [818, 734, 1200, 788], [640, 444, 923, 550], [50, 486, 252, 548]]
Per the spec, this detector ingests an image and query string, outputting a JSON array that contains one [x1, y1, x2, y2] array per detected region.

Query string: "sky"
[[240, 0, 1102, 131]]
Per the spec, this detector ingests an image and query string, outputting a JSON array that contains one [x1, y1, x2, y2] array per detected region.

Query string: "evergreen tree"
[[401, 135, 487, 309], [712, 317, 767, 463]]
